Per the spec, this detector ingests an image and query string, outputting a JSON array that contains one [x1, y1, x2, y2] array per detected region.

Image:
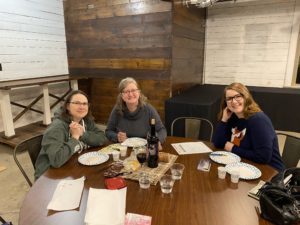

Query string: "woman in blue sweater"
[[212, 83, 284, 171]]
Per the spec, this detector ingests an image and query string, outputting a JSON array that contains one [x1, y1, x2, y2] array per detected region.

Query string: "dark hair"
[[60, 90, 94, 122], [115, 77, 147, 115], [218, 82, 261, 120]]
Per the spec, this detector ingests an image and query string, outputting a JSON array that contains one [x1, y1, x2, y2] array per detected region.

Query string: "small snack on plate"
[[124, 159, 140, 171], [159, 152, 170, 163]]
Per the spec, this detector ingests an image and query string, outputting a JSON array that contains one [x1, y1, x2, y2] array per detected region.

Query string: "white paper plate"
[[78, 151, 109, 166], [209, 151, 241, 165], [225, 162, 262, 180], [121, 137, 147, 147], [99, 143, 122, 154]]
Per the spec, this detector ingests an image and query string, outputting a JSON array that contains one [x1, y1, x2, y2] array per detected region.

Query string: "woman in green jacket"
[[35, 90, 107, 179]]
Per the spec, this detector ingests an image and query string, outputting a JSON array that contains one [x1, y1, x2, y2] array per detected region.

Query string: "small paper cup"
[[230, 170, 240, 183], [119, 146, 127, 157], [112, 151, 120, 161], [218, 166, 226, 179]]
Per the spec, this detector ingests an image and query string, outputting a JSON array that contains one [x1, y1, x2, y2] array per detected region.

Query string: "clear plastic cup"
[[160, 174, 175, 194], [170, 163, 185, 180], [139, 173, 150, 189]]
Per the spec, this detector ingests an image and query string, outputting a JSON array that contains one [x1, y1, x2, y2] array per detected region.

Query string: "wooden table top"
[[19, 136, 277, 225]]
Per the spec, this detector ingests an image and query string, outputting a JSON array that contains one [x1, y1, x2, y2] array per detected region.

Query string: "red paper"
[[105, 177, 126, 190]]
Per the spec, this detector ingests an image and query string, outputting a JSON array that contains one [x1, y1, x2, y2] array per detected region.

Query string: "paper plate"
[[225, 162, 262, 180], [78, 151, 109, 166], [209, 151, 241, 165], [121, 137, 147, 147], [99, 143, 123, 154]]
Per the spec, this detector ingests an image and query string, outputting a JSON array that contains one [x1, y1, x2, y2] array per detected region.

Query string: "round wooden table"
[[19, 136, 277, 225]]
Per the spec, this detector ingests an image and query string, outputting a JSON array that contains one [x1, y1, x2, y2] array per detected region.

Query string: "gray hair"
[[116, 77, 147, 115]]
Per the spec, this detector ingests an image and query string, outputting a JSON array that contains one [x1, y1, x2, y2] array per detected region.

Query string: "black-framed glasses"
[[225, 94, 243, 103], [68, 101, 90, 106], [122, 89, 140, 95]]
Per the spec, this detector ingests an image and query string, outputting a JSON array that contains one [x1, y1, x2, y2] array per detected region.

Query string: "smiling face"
[[121, 82, 140, 108], [225, 89, 245, 118], [67, 93, 89, 122]]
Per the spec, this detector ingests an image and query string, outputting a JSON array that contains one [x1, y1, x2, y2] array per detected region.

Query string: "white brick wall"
[[204, 0, 300, 87]]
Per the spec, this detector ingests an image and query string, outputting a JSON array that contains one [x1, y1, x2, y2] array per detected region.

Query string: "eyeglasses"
[[122, 89, 139, 95], [225, 94, 243, 103], [68, 101, 89, 106]]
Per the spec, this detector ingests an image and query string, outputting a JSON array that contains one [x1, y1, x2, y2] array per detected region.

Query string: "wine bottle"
[[147, 118, 159, 168]]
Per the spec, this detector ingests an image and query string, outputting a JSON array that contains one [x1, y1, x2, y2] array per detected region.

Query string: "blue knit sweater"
[[212, 112, 284, 171]]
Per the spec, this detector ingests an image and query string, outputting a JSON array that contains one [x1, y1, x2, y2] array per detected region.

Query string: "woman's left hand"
[[224, 141, 234, 152]]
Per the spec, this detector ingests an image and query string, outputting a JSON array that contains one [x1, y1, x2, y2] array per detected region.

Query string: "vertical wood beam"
[[70, 80, 78, 90], [0, 89, 15, 137], [42, 84, 51, 125]]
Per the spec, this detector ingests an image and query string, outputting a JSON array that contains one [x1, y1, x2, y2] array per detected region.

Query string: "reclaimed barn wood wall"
[[171, 3, 206, 95], [63, 0, 205, 124]]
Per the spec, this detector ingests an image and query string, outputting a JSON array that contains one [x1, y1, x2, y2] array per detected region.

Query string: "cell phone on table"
[[197, 159, 211, 172]]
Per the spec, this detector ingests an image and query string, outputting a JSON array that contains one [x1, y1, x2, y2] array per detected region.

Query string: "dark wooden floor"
[[0, 121, 47, 148]]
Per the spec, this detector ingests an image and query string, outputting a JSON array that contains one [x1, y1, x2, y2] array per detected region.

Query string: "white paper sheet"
[[84, 187, 127, 225], [172, 142, 212, 155], [47, 176, 85, 211]]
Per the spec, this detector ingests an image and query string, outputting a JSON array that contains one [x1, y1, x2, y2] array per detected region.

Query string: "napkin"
[[84, 187, 127, 225], [47, 176, 85, 211]]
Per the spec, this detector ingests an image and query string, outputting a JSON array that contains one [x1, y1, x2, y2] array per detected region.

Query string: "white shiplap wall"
[[0, 0, 69, 133], [0, 0, 68, 81], [204, 0, 299, 87]]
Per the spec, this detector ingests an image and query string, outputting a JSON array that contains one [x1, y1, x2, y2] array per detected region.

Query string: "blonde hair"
[[218, 82, 261, 120], [116, 77, 147, 115]]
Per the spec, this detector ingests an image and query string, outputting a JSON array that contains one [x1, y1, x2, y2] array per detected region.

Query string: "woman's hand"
[[221, 107, 233, 122], [158, 142, 163, 151], [117, 131, 127, 143], [224, 141, 234, 152], [69, 121, 84, 140]]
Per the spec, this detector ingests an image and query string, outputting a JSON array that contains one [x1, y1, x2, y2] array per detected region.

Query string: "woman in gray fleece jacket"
[[34, 90, 107, 179]]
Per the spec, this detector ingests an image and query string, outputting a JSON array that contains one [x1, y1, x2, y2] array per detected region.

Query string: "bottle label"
[[148, 144, 157, 156]]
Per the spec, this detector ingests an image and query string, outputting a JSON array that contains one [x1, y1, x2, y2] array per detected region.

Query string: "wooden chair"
[[170, 117, 214, 142], [276, 132, 300, 168], [13, 134, 43, 186]]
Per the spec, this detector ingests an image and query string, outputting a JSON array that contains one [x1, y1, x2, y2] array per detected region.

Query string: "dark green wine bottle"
[[147, 118, 159, 168]]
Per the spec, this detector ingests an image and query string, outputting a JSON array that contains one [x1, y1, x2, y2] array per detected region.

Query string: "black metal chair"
[[170, 117, 214, 142], [276, 132, 300, 168], [0, 215, 12, 225], [13, 134, 43, 186]]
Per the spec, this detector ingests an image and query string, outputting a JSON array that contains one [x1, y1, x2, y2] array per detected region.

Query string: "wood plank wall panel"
[[205, 0, 297, 87], [64, 0, 172, 123], [88, 78, 170, 124], [0, 0, 68, 81], [171, 3, 206, 95]]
